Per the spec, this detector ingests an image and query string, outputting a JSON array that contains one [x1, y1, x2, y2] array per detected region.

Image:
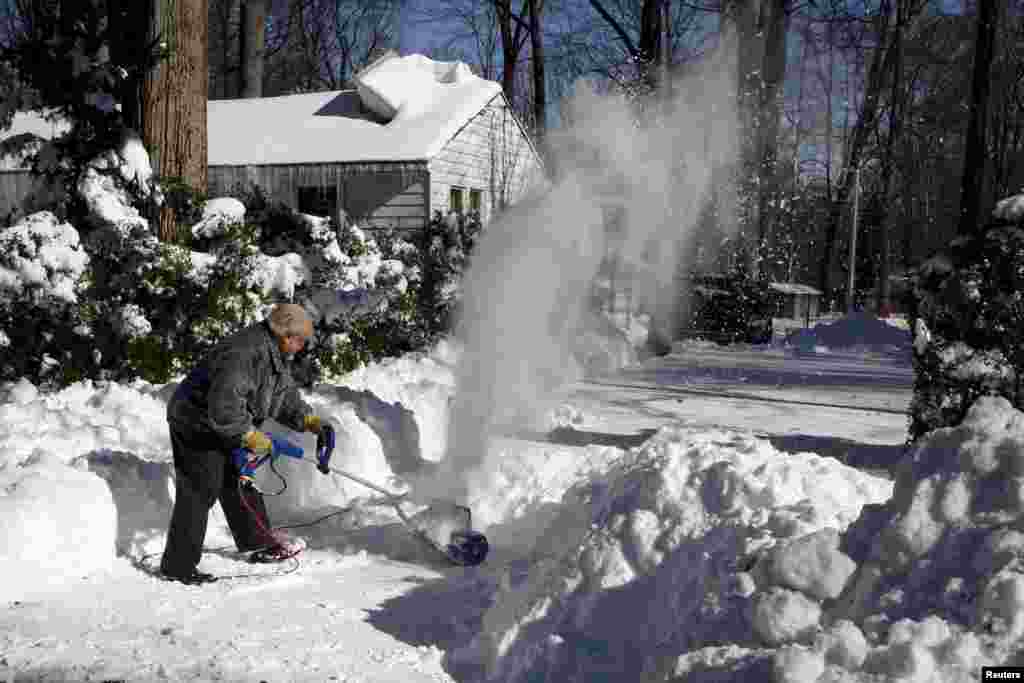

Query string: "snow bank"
[[518, 394, 1023, 683], [453, 425, 893, 681], [788, 312, 911, 353], [0, 379, 171, 466], [0, 451, 117, 603], [0, 344, 461, 595], [337, 339, 460, 464]]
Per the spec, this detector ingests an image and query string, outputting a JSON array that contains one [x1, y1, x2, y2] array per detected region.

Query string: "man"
[[160, 303, 326, 585]]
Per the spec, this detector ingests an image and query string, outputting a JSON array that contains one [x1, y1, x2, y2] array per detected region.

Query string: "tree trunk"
[[756, 0, 788, 269], [239, 0, 265, 98], [956, 0, 998, 236], [495, 0, 529, 110], [143, 0, 209, 243], [527, 0, 545, 148], [876, 0, 909, 314]]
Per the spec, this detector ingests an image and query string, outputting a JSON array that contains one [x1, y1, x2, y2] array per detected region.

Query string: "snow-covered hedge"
[[0, 211, 91, 383], [5, 133, 481, 386], [909, 194, 1024, 439]]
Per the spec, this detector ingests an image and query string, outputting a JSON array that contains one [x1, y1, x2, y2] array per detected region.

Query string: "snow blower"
[[234, 428, 489, 567]]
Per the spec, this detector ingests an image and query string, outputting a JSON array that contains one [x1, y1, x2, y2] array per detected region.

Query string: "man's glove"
[[303, 415, 323, 433], [242, 430, 273, 455], [316, 423, 335, 474]]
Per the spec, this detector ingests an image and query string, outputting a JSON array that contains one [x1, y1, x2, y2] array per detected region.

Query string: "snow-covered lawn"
[[0, 315, 1018, 682]]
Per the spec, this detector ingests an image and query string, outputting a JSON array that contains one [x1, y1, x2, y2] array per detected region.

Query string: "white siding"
[[428, 94, 544, 225]]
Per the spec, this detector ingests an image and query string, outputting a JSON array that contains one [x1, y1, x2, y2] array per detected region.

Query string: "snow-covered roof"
[[0, 112, 71, 171], [769, 281, 822, 296], [209, 53, 504, 166], [0, 53, 506, 168]]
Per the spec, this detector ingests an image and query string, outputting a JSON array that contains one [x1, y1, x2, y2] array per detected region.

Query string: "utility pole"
[[847, 164, 861, 313]]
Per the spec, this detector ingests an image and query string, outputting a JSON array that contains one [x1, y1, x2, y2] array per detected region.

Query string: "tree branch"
[[588, 0, 639, 59]]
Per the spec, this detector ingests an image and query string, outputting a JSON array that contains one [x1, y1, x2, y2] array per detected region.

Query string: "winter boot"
[[248, 534, 306, 563]]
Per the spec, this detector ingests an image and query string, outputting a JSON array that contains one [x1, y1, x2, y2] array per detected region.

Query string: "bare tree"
[[815, 0, 897, 298], [261, 0, 399, 95], [208, 0, 240, 98], [528, 0, 546, 144], [494, 0, 532, 113], [143, 0, 209, 241]]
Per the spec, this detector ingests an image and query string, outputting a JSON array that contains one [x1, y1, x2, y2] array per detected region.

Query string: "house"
[[768, 281, 822, 322], [0, 52, 546, 232]]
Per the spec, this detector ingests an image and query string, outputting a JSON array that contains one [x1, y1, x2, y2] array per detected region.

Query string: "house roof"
[[1, 53, 507, 168], [769, 282, 822, 296], [0, 112, 70, 171]]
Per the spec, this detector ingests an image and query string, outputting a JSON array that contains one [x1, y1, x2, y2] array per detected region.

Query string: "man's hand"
[[303, 415, 323, 433], [242, 430, 273, 456]]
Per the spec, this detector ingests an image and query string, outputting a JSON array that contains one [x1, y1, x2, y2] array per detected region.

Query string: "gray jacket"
[[168, 320, 312, 450]]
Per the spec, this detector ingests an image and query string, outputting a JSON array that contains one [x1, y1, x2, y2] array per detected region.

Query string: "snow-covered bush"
[[412, 209, 483, 336], [0, 212, 91, 384], [296, 221, 414, 383], [909, 195, 1024, 439], [1, 2, 165, 227], [122, 221, 269, 383], [286, 209, 481, 384]]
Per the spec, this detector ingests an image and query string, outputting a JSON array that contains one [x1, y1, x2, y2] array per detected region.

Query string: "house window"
[[297, 186, 338, 218], [469, 189, 482, 214], [450, 186, 465, 214]]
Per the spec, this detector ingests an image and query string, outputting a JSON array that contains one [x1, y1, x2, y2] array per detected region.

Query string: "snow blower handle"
[[232, 432, 305, 480], [316, 424, 335, 474]]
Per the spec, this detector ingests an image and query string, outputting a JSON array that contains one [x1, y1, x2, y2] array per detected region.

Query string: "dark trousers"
[[160, 421, 277, 575]]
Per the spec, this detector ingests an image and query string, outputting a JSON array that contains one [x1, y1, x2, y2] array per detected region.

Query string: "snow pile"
[[453, 425, 893, 681], [797, 394, 1024, 680], [0, 379, 167, 602], [0, 449, 117, 604], [787, 312, 911, 353], [0, 379, 171, 469], [190, 197, 246, 240], [651, 395, 1024, 682], [356, 52, 476, 119], [338, 339, 460, 464], [0, 211, 89, 305], [993, 192, 1024, 223]]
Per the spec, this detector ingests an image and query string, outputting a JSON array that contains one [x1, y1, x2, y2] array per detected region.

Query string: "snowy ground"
[[3, 314, 1013, 682]]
